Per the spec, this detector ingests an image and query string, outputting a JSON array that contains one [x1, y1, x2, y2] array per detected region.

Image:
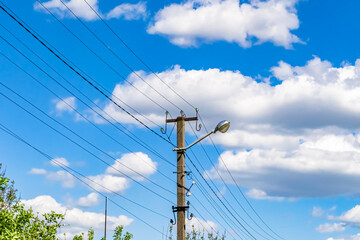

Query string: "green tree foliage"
[[113, 225, 133, 240], [168, 225, 226, 240], [0, 164, 64, 239], [0, 164, 133, 240]]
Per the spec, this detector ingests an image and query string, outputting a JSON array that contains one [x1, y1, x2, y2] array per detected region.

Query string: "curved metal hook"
[[186, 201, 193, 220], [160, 111, 169, 134], [195, 108, 202, 131], [170, 206, 176, 225]]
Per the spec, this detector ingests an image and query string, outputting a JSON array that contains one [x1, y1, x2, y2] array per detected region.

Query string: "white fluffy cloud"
[[103, 58, 360, 133], [28, 168, 47, 175], [106, 2, 147, 20], [50, 157, 70, 167], [186, 217, 217, 233], [22, 195, 133, 237], [326, 234, 360, 240], [84, 174, 129, 193], [97, 57, 360, 198], [105, 152, 157, 180], [207, 134, 360, 198], [28, 161, 75, 188], [246, 189, 288, 201], [147, 0, 301, 48], [34, 0, 147, 21], [47, 170, 76, 188], [316, 223, 346, 233], [53, 96, 76, 115], [77, 192, 100, 207], [34, 0, 100, 21], [330, 205, 360, 227], [312, 206, 325, 218]]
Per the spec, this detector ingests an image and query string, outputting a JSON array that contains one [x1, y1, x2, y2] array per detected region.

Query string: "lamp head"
[[214, 120, 230, 133]]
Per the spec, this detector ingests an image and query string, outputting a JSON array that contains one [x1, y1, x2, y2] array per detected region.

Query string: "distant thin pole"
[[104, 196, 108, 240]]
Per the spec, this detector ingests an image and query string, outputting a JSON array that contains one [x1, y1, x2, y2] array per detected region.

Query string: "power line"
[[0, 122, 168, 237], [0, 22, 177, 172], [0, 24, 176, 168], [0, 36, 173, 194], [199, 115, 285, 240], [186, 152, 257, 240], [42, 0, 182, 112], [69, 3, 284, 237], [80, 0, 196, 110], [0, 0, 284, 238], [35, 0, 173, 118], [0, 67, 175, 205], [0, 2, 175, 147], [187, 122, 277, 240]]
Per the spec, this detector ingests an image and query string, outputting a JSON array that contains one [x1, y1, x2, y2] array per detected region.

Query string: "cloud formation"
[[98, 57, 360, 198], [148, 0, 301, 48], [53, 96, 76, 115], [50, 157, 70, 167], [77, 192, 100, 207], [316, 223, 346, 233], [105, 152, 157, 180], [34, 0, 147, 21], [106, 2, 147, 20], [22, 195, 133, 237], [34, 0, 100, 21], [84, 174, 129, 193]]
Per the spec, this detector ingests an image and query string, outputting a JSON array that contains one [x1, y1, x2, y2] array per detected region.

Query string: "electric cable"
[[187, 122, 276, 240], [199, 115, 285, 240], [0, 2, 175, 147], [81, 0, 197, 110], [0, 72, 175, 205], [0, 2, 284, 238], [0, 79, 175, 188], [0, 23, 177, 172], [186, 152, 257, 240], [43, 0, 182, 112], [0, 37, 176, 187], [0, 122, 168, 237]]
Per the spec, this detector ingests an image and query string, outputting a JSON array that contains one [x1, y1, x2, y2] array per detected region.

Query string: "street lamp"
[[173, 120, 230, 152]]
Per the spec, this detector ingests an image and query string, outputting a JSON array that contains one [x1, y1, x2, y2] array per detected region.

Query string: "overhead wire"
[[0, 33, 176, 184], [81, 0, 197, 110], [0, 2, 175, 147], [0, 22, 176, 172], [185, 151, 256, 240], [187, 122, 276, 240], [1, 0, 286, 238], [198, 115, 285, 240], [0, 15, 228, 237], [0, 52, 175, 205], [0, 122, 168, 237], [73, 2, 284, 238], [186, 149, 250, 239], [0, 77, 174, 188], [45, 0, 182, 112], [35, 0, 174, 119]]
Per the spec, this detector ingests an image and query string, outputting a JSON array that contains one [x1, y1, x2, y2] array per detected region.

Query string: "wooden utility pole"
[[176, 117, 186, 240], [167, 114, 198, 240]]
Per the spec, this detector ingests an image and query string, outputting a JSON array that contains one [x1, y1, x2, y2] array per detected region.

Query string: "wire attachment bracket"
[[160, 111, 169, 134], [170, 201, 193, 225]]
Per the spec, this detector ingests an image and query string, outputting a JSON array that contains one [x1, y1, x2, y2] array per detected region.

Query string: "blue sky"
[[1, 0, 360, 239]]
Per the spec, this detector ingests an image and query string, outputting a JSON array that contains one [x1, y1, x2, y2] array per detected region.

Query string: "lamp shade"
[[214, 120, 230, 133]]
